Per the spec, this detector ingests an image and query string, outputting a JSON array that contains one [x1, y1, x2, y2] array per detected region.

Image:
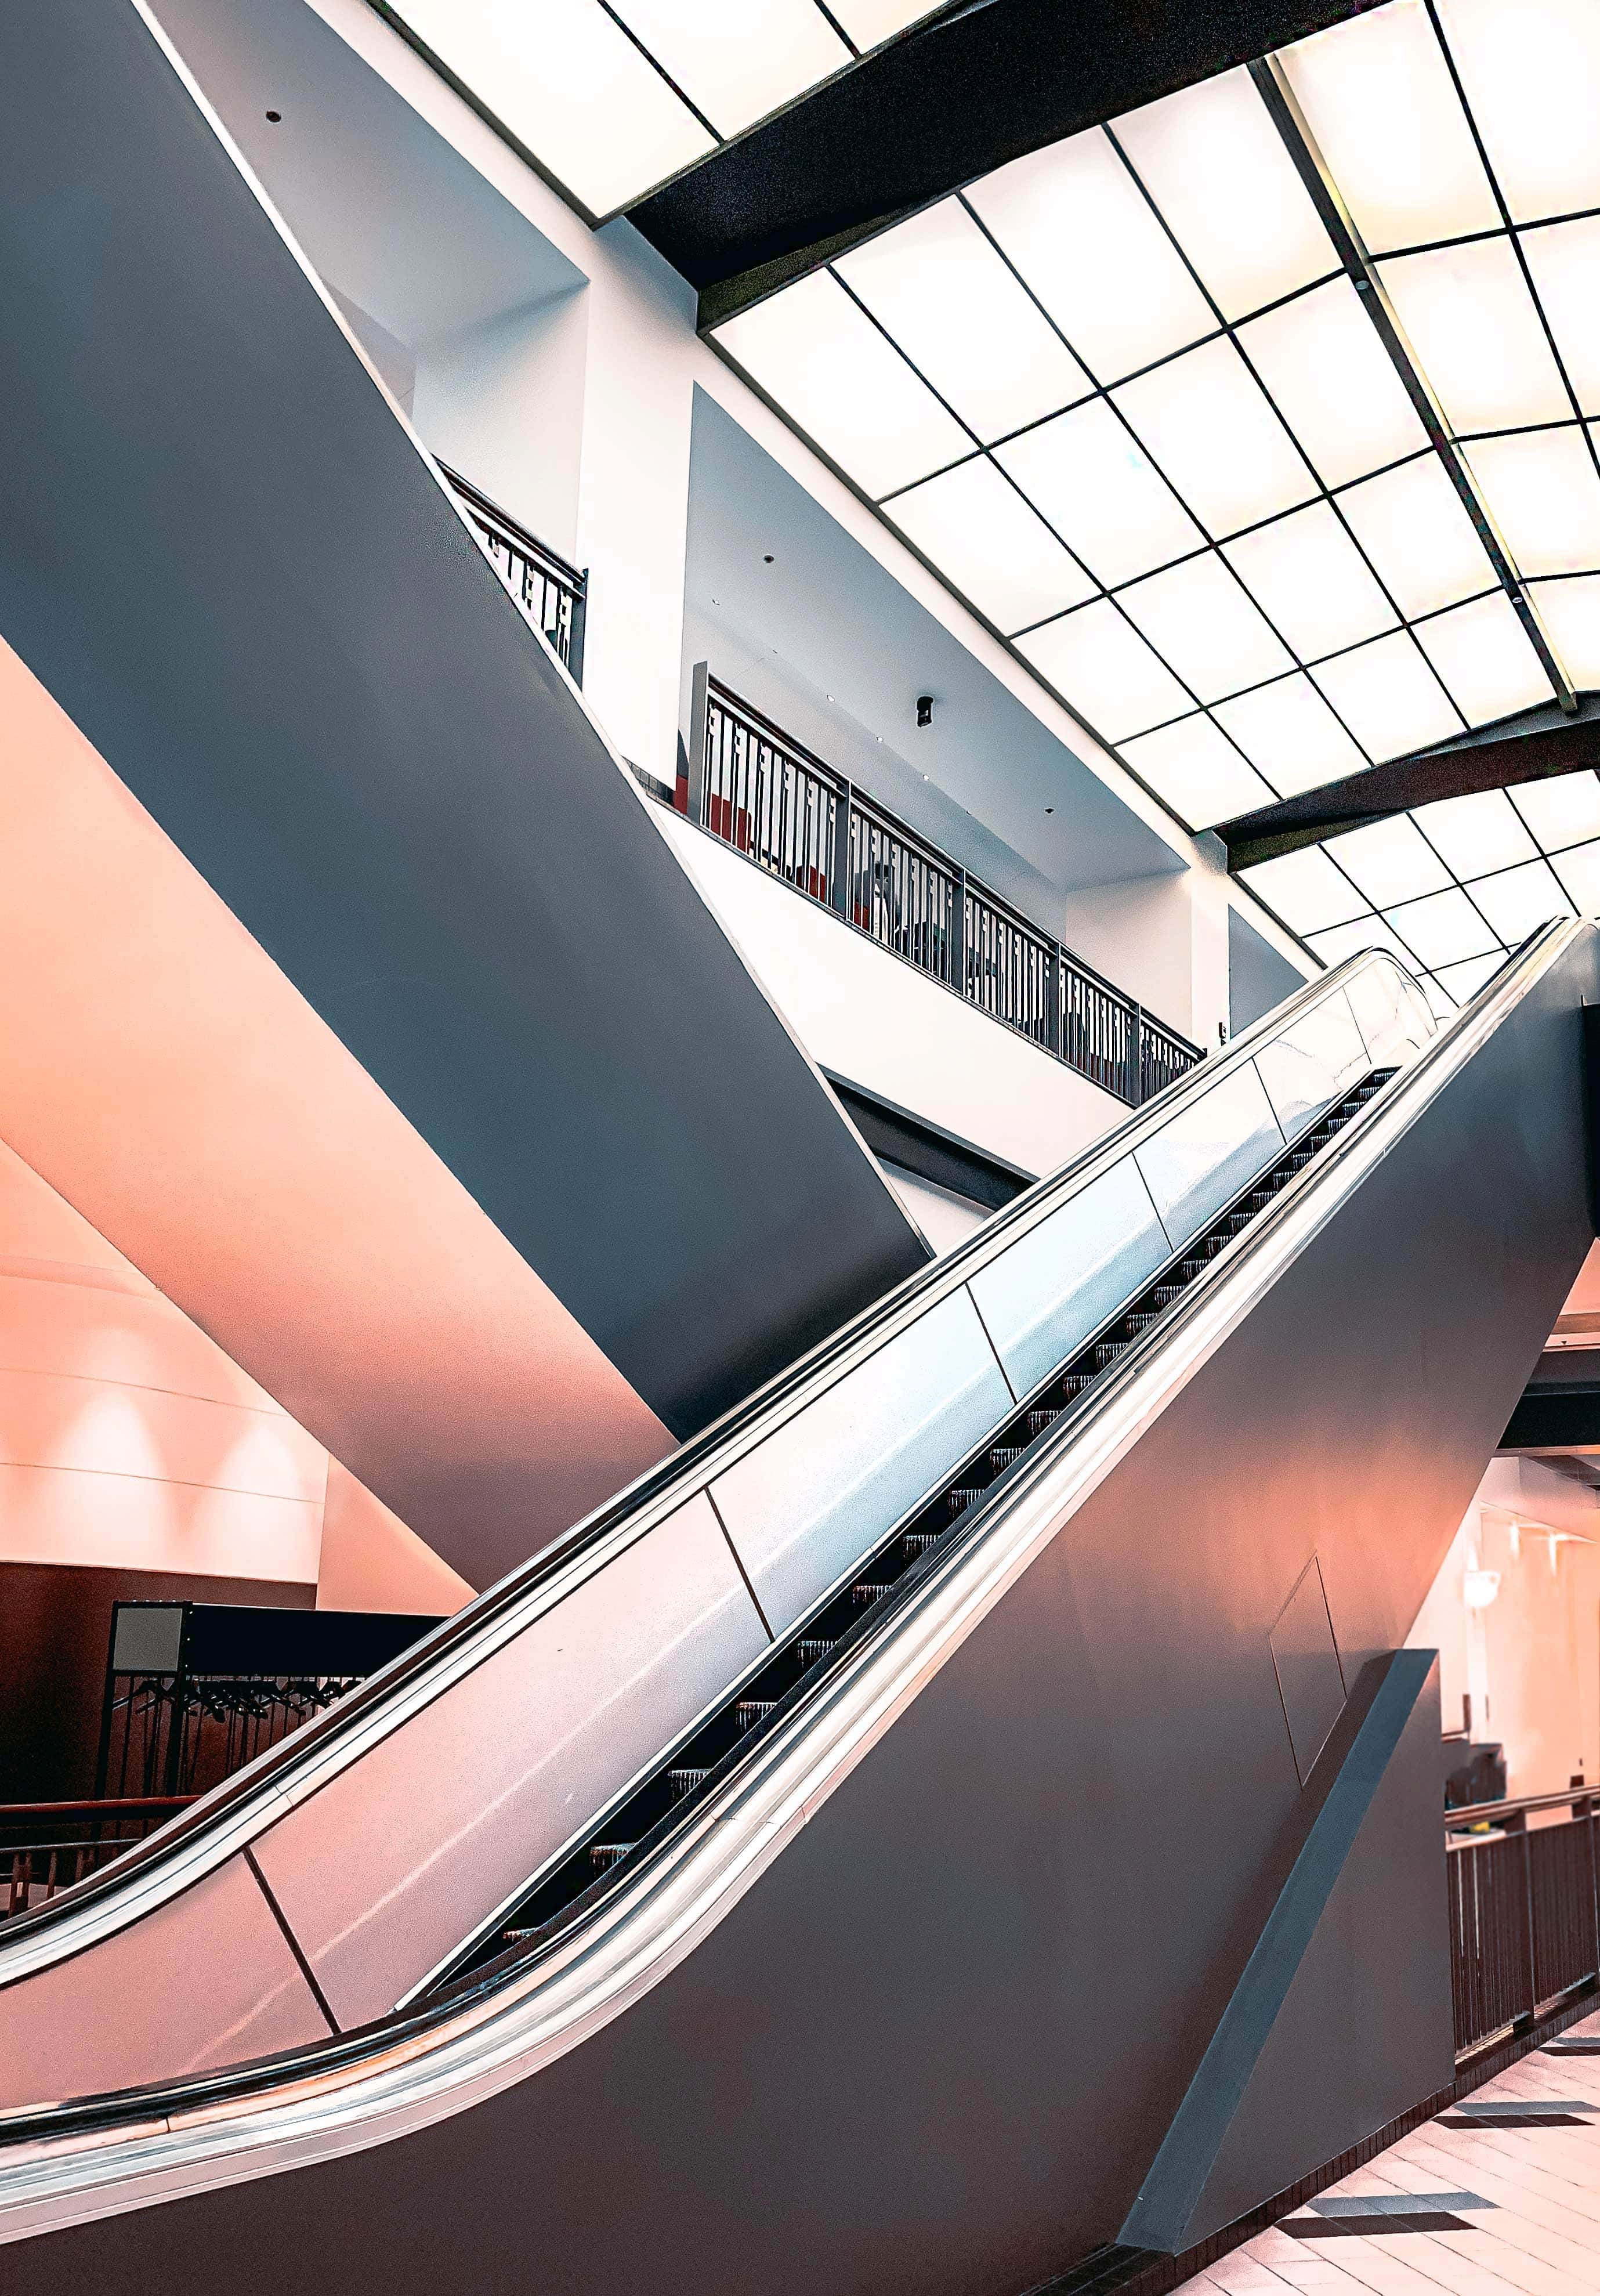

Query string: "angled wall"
[[0, 1, 926, 1462]]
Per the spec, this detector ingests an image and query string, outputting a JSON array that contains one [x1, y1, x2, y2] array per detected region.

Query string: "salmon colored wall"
[[0, 637, 671, 1589], [0, 1133, 469, 1612]]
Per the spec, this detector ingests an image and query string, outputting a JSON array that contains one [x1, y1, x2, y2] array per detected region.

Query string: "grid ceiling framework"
[[377, 0, 947, 220], [712, 0, 1600, 1017]]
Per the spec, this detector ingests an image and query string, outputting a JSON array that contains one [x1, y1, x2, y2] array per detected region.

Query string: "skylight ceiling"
[[378, 0, 948, 219], [711, 0, 1600, 1008], [1237, 768, 1600, 1019]]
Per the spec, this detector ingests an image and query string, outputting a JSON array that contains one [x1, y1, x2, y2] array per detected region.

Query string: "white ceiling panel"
[[1380, 238, 1572, 436], [1280, 2, 1499, 254], [885, 458, 1096, 634], [1385, 885, 1498, 968], [1409, 788, 1537, 880], [1507, 769, 1600, 855], [965, 131, 1217, 383], [389, 0, 714, 216], [1305, 914, 1417, 968], [611, 0, 847, 138], [1464, 857, 1573, 943], [1520, 221, 1600, 419], [715, 272, 971, 500], [1237, 845, 1369, 935], [1463, 428, 1600, 578], [1118, 714, 1276, 829], [1324, 815, 1451, 909], [1237, 278, 1429, 489], [1311, 631, 1461, 760], [1111, 67, 1335, 320], [1224, 500, 1397, 661], [835, 201, 1091, 443], [1411, 591, 1552, 726], [1015, 600, 1194, 741], [1334, 458, 1497, 621], [1435, 0, 1600, 226], [1113, 337, 1316, 537], [1526, 576, 1600, 687], [1552, 837, 1600, 913], [1115, 554, 1293, 704], [1431, 950, 1506, 1003], [1212, 673, 1371, 796], [994, 399, 1204, 587]]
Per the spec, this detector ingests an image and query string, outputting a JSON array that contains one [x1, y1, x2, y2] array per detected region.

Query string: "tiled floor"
[[1172, 2010, 1600, 2296]]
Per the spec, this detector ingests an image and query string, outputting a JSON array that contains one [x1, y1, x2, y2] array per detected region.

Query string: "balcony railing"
[[1447, 1788, 1600, 2058], [680, 670, 1203, 1108], [441, 463, 587, 682]]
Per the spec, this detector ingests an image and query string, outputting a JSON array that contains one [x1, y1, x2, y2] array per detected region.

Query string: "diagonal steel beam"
[[1248, 55, 1578, 717]]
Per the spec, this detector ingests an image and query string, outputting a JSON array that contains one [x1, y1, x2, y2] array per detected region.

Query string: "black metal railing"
[[441, 463, 586, 682], [95, 1601, 441, 1804], [680, 672, 1203, 1108], [1447, 1789, 1600, 2058]]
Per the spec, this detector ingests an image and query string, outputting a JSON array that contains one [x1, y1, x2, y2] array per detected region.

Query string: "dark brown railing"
[[680, 671, 1203, 1108], [1, 1798, 196, 1921], [1447, 1789, 1600, 2058]]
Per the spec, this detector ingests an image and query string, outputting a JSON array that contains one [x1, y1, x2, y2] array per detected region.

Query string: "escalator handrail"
[[0, 920, 1581, 2234], [0, 946, 1432, 1978]]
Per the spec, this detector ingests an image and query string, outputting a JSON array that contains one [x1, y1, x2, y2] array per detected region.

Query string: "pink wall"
[[0, 638, 672, 1590], [0, 1132, 468, 1611]]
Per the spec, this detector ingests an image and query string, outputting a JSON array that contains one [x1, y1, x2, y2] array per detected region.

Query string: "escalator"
[[1, 923, 1594, 2293]]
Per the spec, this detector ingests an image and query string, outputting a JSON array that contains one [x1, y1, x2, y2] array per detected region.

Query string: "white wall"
[[1409, 1456, 1600, 1796], [657, 810, 1130, 1180], [414, 285, 588, 562]]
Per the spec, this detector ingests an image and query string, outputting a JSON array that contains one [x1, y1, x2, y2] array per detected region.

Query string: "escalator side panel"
[[8, 931, 1590, 2289], [0, 1855, 329, 2123], [234, 1496, 768, 2036]]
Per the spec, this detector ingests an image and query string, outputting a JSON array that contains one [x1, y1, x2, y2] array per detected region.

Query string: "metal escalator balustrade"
[[0, 948, 1435, 2113], [448, 1072, 1396, 1988]]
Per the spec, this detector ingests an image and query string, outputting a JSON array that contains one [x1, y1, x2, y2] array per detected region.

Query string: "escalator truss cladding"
[[2, 926, 1597, 2296]]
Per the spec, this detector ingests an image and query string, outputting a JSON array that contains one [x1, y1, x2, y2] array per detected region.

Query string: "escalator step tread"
[[989, 1447, 1024, 1470], [1125, 1311, 1159, 1333], [735, 1700, 776, 1727], [947, 1487, 985, 1516], [667, 1768, 708, 1795], [1153, 1283, 1186, 1306], [852, 1582, 894, 1606], [1026, 1409, 1060, 1436], [1092, 1342, 1126, 1368], [902, 1532, 940, 1555], [591, 1845, 632, 1872], [796, 1638, 835, 1665]]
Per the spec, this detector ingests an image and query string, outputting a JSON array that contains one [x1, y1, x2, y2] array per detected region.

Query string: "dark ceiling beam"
[[1219, 699, 1600, 870], [627, 0, 1377, 324]]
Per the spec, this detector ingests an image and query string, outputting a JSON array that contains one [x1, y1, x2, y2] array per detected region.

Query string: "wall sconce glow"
[[1464, 1568, 1502, 1609]]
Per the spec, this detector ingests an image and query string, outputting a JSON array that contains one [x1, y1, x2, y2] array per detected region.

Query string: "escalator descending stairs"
[[443, 1070, 1396, 1991]]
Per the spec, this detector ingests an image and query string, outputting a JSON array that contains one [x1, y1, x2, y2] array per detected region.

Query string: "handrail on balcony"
[[440, 462, 587, 683], [678, 669, 1203, 1108]]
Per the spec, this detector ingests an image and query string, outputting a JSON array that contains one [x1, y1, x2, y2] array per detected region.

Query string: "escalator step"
[[989, 1447, 1023, 1471], [1026, 1409, 1060, 1436], [1153, 1283, 1186, 1306], [946, 1487, 985, 1518], [1125, 1311, 1159, 1334], [735, 1700, 776, 1730], [795, 1639, 834, 1667], [591, 1845, 632, 1872], [667, 1768, 708, 1796], [1092, 1342, 1126, 1369], [1246, 1189, 1275, 1211], [902, 1531, 940, 1557], [852, 1582, 894, 1607]]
